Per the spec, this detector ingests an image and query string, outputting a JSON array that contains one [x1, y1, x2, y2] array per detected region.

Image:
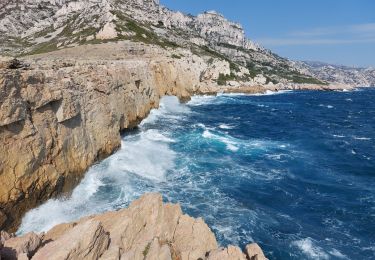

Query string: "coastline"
[[0, 42, 362, 233], [0, 193, 268, 260]]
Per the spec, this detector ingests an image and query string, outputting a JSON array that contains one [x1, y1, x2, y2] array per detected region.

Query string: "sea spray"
[[18, 90, 375, 259]]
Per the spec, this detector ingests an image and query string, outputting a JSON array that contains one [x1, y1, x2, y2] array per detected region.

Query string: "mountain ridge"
[[2, 0, 373, 86]]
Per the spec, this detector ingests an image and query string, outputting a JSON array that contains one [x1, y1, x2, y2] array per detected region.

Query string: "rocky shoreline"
[[0, 42, 354, 234], [0, 193, 268, 260]]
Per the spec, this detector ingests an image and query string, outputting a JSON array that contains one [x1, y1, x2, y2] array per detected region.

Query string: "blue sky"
[[160, 0, 375, 67]]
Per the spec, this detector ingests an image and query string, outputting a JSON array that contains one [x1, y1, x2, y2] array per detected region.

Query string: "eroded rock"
[[245, 243, 268, 260], [1, 193, 268, 260], [0, 232, 41, 260], [32, 220, 109, 260]]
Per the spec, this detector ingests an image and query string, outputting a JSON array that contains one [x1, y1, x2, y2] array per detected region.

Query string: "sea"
[[18, 88, 375, 259]]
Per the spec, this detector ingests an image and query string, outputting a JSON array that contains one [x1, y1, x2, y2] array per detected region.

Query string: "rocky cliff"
[[0, 40, 237, 232], [0, 0, 360, 233], [1, 193, 269, 260], [0, 0, 332, 86]]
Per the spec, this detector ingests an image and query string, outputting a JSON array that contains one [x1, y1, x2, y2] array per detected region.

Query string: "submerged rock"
[[0, 193, 267, 260]]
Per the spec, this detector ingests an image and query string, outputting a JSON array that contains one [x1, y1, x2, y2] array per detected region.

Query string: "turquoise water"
[[19, 89, 375, 259]]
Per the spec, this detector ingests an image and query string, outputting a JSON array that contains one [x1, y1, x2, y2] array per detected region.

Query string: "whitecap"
[[353, 136, 371, 141], [18, 97, 181, 235], [293, 238, 329, 259], [202, 129, 239, 152], [319, 104, 334, 109], [188, 95, 217, 106], [329, 249, 348, 259], [141, 96, 190, 126], [219, 123, 234, 130]]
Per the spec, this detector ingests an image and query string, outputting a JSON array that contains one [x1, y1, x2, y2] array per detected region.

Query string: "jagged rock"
[[207, 245, 247, 260], [245, 243, 268, 260], [144, 238, 172, 260], [0, 232, 41, 260], [96, 22, 118, 40], [4, 194, 268, 260], [0, 231, 13, 244], [32, 220, 110, 260], [55, 91, 81, 123], [173, 215, 218, 260]]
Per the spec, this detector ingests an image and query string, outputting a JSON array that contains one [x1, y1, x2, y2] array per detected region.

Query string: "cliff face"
[[0, 193, 268, 260], [0, 41, 233, 231], [0, 0, 329, 86]]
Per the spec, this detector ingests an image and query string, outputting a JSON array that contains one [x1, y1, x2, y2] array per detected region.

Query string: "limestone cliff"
[[0, 41, 227, 231], [0, 39, 355, 233], [0, 193, 268, 260]]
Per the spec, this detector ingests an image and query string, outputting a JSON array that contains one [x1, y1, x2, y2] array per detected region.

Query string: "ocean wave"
[[202, 129, 239, 152], [141, 96, 190, 125], [319, 104, 334, 109], [219, 123, 235, 129], [292, 238, 329, 259], [352, 136, 371, 140], [187, 95, 218, 106]]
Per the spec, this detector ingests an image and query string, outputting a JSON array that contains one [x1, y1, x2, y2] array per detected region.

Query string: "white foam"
[[219, 124, 234, 130], [319, 104, 334, 109], [263, 90, 292, 96], [202, 129, 239, 152], [293, 238, 329, 259], [329, 249, 347, 259], [18, 98, 180, 235], [353, 136, 371, 141], [188, 95, 217, 106], [108, 132, 176, 182], [141, 96, 190, 126]]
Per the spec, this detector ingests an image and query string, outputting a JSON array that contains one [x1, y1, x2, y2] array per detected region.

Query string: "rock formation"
[[1, 0, 372, 86], [0, 193, 268, 260], [0, 38, 355, 233]]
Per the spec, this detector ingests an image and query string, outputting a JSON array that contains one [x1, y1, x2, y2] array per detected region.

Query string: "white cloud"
[[256, 23, 375, 46], [257, 38, 375, 46]]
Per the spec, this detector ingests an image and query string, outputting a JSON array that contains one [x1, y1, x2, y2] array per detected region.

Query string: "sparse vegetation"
[[142, 242, 151, 257], [171, 54, 183, 59], [217, 73, 236, 85]]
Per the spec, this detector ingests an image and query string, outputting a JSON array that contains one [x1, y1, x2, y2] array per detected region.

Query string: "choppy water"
[[18, 89, 375, 259]]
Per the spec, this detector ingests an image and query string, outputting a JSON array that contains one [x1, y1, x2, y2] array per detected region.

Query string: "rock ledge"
[[0, 193, 267, 260]]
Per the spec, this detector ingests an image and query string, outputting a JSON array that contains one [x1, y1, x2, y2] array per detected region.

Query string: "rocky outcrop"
[[294, 60, 375, 87], [2, 39, 359, 234], [0, 193, 268, 260], [0, 41, 250, 232], [0, 41, 354, 233]]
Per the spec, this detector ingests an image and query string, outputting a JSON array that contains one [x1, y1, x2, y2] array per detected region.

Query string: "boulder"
[[1, 193, 268, 260], [1, 232, 41, 260], [33, 220, 109, 260]]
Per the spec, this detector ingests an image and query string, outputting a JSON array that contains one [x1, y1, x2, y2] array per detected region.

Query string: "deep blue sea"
[[18, 89, 375, 259]]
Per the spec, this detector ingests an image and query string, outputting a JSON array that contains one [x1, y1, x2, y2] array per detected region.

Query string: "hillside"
[[0, 0, 337, 86]]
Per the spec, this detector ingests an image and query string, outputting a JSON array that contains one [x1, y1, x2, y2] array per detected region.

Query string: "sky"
[[160, 0, 375, 67]]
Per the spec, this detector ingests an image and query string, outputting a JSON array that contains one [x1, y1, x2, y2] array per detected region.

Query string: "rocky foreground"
[[0, 193, 268, 260]]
